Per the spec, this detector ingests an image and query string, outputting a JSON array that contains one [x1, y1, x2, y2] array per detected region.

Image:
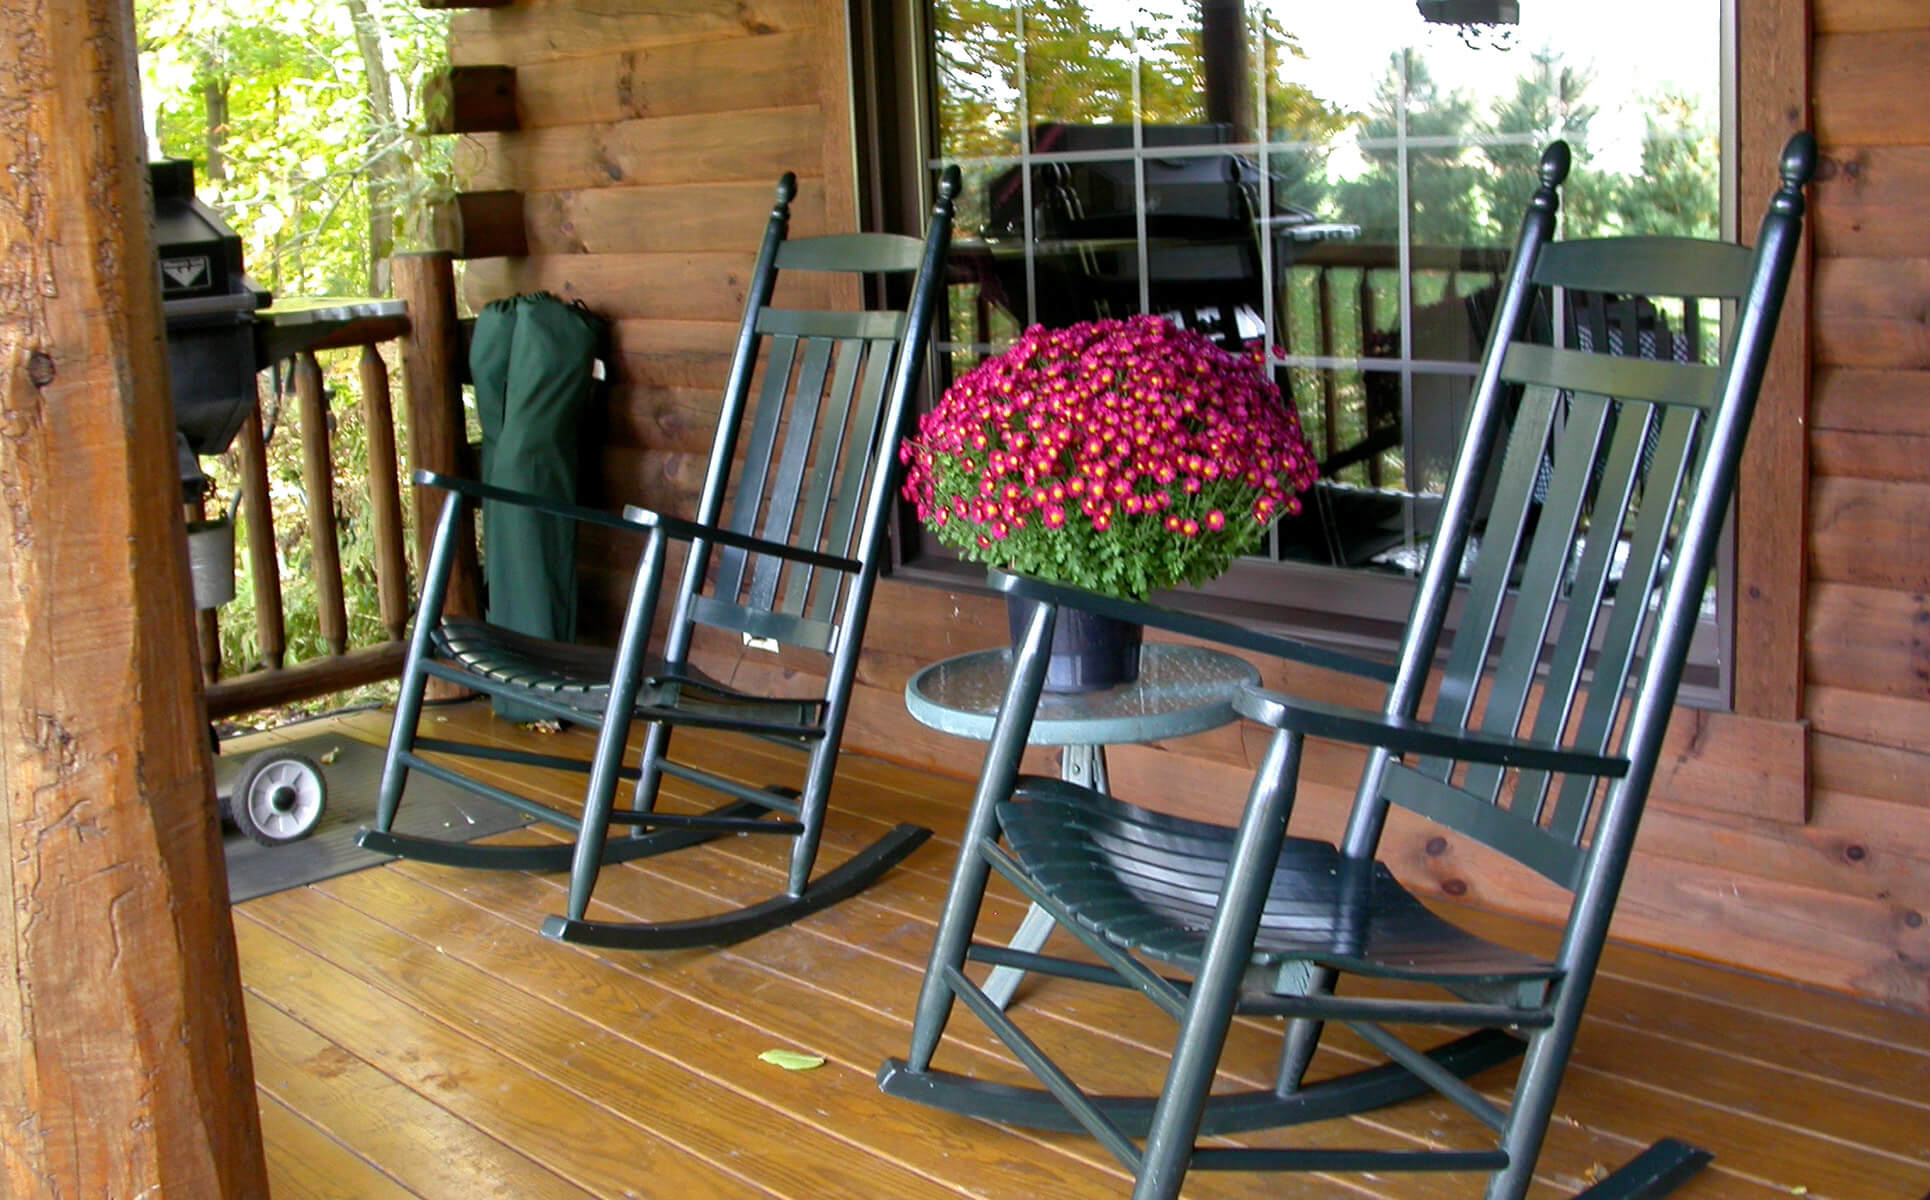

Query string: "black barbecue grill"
[[150, 158, 271, 497], [149, 157, 342, 848]]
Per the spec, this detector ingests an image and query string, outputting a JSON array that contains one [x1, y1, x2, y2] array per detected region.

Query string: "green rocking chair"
[[359, 169, 959, 948], [879, 137, 1814, 1197]]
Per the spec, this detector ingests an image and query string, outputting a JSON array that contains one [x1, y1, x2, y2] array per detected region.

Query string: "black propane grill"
[[149, 158, 270, 499]]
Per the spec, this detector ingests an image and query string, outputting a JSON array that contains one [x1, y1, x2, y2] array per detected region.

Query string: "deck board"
[[232, 704, 1930, 1199]]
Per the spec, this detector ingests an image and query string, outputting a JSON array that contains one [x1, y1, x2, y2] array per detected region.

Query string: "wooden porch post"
[[0, 0, 270, 1194]]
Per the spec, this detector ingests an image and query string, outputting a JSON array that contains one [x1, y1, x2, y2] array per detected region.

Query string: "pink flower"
[[899, 315, 1319, 600]]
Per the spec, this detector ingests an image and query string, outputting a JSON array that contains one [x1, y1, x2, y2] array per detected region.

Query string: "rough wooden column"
[[1733, 0, 1813, 724], [0, 0, 269, 1193]]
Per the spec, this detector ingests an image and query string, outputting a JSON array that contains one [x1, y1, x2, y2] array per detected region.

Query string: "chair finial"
[[1539, 141, 1572, 190], [936, 164, 962, 204], [775, 172, 798, 208], [1777, 132, 1817, 214]]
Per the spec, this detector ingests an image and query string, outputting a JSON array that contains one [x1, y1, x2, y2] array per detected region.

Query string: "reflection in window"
[[928, 0, 1723, 577]]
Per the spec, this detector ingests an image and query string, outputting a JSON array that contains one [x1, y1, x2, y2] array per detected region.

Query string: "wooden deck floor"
[[231, 703, 1930, 1199]]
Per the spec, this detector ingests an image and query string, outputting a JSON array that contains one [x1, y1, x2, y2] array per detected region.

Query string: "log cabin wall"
[[443, 0, 1930, 1013], [438, 0, 861, 622]]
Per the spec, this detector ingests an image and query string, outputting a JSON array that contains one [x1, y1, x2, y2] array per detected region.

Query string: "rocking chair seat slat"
[[998, 783, 1559, 985], [433, 616, 825, 732]]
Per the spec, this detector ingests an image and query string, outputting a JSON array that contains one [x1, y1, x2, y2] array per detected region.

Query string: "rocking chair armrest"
[[412, 469, 651, 535], [991, 569, 1397, 684], [619, 504, 862, 573], [1233, 686, 1631, 779]]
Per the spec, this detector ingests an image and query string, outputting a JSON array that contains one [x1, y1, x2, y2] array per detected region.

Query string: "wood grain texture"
[[0, 0, 268, 1192], [1732, 0, 1811, 724], [462, 250, 845, 323], [258, 1096, 421, 1200], [231, 706, 1930, 1200], [451, 0, 819, 67], [1810, 724, 1930, 805], [510, 33, 819, 129], [524, 180, 827, 256], [302, 708, 1919, 1193], [1814, 30, 1930, 146], [1809, 476, 1930, 588], [1814, 0, 1930, 34], [1810, 428, 1930, 482], [1803, 580, 1930, 702], [1811, 145, 1930, 260], [454, 107, 821, 193], [1810, 365, 1930, 434], [1814, 256, 1930, 368], [1806, 685, 1930, 759]]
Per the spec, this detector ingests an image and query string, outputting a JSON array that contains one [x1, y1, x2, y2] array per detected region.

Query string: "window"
[[865, 0, 1733, 689]]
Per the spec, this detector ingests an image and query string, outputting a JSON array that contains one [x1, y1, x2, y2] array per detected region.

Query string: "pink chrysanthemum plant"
[[900, 316, 1319, 601]]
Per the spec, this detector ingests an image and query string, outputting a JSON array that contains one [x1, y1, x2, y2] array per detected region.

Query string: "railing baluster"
[[234, 399, 286, 670], [359, 343, 410, 640], [294, 351, 349, 656]]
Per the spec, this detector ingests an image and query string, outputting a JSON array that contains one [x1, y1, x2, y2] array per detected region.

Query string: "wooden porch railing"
[[200, 252, 477, 720]]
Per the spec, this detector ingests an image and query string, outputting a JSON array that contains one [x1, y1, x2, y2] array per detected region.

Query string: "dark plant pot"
[[1005, 596, 1143, 694]]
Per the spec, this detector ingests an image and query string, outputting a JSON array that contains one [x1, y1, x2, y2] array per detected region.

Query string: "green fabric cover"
[[470, 292, 607, 722]]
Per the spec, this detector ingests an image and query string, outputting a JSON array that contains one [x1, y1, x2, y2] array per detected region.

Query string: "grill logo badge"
[[161, 255, 211, 292]]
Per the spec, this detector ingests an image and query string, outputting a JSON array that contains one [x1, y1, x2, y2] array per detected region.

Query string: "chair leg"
[[1487, 990, 1585, 1200], [783, 735, 841, 896], [1275, 963, 1338, 1094], [373, 491, 467, 833], [563, 527, 668, 921], [1134, 730, 1305, 1200], [906, 599, 1056, 1071]]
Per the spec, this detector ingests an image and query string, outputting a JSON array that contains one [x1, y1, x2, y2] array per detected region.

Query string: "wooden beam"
[[421, 64, 518, 135], [0, 0, 268, 1192], [432, 189, 529, 259], [1732, 0, 1812, 725]]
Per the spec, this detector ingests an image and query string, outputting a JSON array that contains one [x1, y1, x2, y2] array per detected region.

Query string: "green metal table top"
[[905, 643, 1260, 747]]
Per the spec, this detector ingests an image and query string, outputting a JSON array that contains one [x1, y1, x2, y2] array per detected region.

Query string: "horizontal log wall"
[[1797, 0, 1930, 1010], [450, 0, 1930, 1012], [444, 0, 855, 628]]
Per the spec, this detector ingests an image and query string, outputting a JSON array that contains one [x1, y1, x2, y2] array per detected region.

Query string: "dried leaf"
[[1582, 1163, 1609, 1184], [319, 747, 340, 765], [758, 1049, 825, 1071]]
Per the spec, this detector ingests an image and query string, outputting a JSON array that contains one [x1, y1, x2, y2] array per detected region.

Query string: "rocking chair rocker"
[[359, 169, 959, 949], [879, 137, 1814, 1198]]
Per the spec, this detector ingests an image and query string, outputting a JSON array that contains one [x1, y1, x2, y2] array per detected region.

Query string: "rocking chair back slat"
[[805, 338, 897, 627], [1504, 400, 1654, 822], [1455, 388, 1617, 802], [1544, 403, 1702, 843], [1417, 391, 1559, 769], [776, 337, 863, 620], [711, 284, 925, 644], [1531, 235, 1755, 298]]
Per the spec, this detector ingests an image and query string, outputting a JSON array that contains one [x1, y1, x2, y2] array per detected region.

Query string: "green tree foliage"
[[137, 0, 451, 297], [1329, 51, 1487, 247], [1612, 92, 1720, 237], [1483, 48, 1612, 236], [136, 0, 451, 714]]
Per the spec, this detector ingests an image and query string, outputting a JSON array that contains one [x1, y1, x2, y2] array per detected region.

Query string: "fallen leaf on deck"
[[758, 1049, 826, 1071], [320, 747, 340, 765]]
